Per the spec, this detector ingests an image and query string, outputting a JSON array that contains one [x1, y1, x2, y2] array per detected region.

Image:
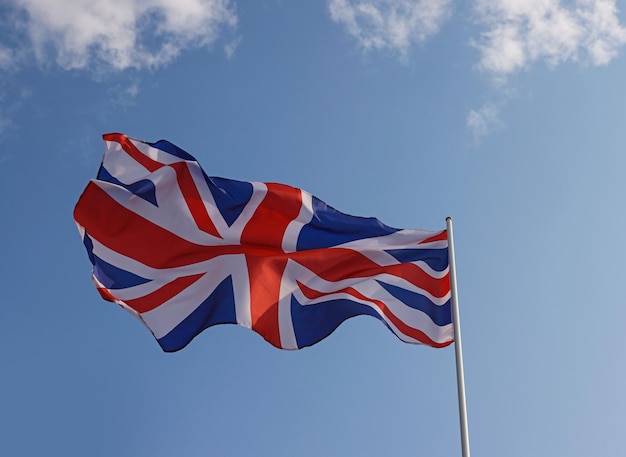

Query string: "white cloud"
[[328, 0, 452, 59], [578, 0, 626, 64], [466, 1, 626, 138], [473, 0, 626, 77], [7, 0, 238, 71]]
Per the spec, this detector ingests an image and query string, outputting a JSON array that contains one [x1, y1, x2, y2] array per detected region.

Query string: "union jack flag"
[[74, 133, 453, 351]]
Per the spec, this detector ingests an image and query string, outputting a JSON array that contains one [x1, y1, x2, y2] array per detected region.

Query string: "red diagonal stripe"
[[419, 229, 448, 244], [104, 134, 221, 238], [97, 287, 119, 303], [170, 162, 221, 238], [104, 133, 163, 173], [293, 248, 449, 299], [74, 182, 239, 269], [296, 281, 452, 348], [124, 274, 204, 313], [383, 263, 450, 298]]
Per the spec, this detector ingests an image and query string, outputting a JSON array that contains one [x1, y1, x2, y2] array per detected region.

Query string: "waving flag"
[[74, 133, 453, 352]]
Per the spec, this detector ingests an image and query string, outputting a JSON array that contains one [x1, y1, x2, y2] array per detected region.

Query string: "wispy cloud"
[[467, 0, 626, 138], [107, 82, 141, 109], [328, 0, 626, 73], [0, 86, 31, 144], [6, 0, 238, 71], [0, 46, 14, 70], [473, 0, 626, 79], [328, 0, 452, 59], [1, 0, 625, 143], [224, 35, 242, 60], [467, 101, 505, 140]]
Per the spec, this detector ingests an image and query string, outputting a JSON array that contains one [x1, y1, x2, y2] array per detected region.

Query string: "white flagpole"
[[446, 217, 471, 457]]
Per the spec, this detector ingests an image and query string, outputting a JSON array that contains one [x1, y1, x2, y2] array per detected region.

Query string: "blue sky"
[[2, 1, 626, 456]]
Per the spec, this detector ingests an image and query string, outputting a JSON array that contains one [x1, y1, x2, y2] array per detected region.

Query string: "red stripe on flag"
[[103, 133, 163, 173], [170, 162, 221, 238], [246, 255, 288, 348], [97, 287, 119, 303], [104, 134, 221, 238], [383, 263, 450, 299], [419, 229, 448, 244], [297, 281, 452, 348], [241, 183, 302, 249], [74, 182, 238, 269], [124, 274, 204, 313], [293, 248, 449, 299]]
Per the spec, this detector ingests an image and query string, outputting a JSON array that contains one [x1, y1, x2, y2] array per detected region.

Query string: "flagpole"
[[446, 217, 471, 457]]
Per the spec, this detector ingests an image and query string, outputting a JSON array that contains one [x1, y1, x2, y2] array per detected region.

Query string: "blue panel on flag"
[[297, 196, 399, 250], [157, 275, 237, 352], [204, 175, 254, 226], [385, 248, 449, 272], [82, 233, 96, 265], [149, 139, 195, 161], [97, 166, 158, 206], [92, 255, 151, 289], [377, 281, 452, 326], [290, 295, 383, 349]]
